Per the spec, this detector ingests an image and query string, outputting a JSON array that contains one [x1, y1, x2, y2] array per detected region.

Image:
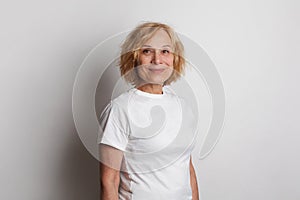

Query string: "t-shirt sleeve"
[[97, 101, 129, 151]]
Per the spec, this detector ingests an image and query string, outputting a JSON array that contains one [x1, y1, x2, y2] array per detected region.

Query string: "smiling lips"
[[148, 67, 166, 73]]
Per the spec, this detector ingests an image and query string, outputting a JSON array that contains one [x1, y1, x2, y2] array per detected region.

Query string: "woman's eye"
[[162, 49, 170, 54], [142, 49, 152, 54]]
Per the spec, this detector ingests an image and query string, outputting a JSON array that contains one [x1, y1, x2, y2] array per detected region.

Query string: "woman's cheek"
[[166, 56, 174, 66]]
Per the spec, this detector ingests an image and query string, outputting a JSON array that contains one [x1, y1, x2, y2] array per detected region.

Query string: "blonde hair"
[[119, 22, 185, 86]]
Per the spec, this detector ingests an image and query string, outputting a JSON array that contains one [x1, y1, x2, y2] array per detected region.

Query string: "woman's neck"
[[136, 83, 163, 94]]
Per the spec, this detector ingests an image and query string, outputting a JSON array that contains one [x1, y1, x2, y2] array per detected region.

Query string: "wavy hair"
[[119, 22, 185, 86]]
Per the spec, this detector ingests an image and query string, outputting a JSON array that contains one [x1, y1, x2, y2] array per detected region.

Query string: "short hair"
[[119, 22, 185, 86]]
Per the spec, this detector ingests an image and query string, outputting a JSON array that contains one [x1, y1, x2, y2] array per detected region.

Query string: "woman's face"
[[136, 29, 174, 86]]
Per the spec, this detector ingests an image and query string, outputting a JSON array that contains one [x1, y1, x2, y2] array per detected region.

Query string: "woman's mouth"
[[149, 68, 165, 73]]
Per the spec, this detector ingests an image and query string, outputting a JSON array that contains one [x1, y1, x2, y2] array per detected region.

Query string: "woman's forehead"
[[142, 30, 173, 48]]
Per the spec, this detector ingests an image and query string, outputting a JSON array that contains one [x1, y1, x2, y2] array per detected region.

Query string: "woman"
[[98, 22, 199, 200]]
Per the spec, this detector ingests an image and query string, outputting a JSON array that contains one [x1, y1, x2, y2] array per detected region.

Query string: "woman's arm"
[[190, 156, 199, 200], [100, 163, 120, 200], [99, 144, 124, 200]]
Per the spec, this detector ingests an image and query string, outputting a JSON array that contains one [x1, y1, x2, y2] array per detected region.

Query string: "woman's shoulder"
[[99, 91, 131, 126], [100, 88, 136, 118], [110, 88, 134, 107], [163, 86, 186, 102]]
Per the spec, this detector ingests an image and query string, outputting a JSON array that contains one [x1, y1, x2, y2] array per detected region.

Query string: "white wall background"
[[1, 0, 299, 199]]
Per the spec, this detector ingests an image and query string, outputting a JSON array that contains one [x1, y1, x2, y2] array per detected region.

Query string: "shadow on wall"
[[54, 47, 123, 200], [58, 59, 128, 200], [56, 125, 100, 199], [95, 58, 132, 120]]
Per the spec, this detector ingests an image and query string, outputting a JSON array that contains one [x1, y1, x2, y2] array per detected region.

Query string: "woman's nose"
[[151, 50, 162, 64]]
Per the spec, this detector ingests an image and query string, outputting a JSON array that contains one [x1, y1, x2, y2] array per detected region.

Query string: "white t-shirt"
[[98, 86, 198, 200]]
